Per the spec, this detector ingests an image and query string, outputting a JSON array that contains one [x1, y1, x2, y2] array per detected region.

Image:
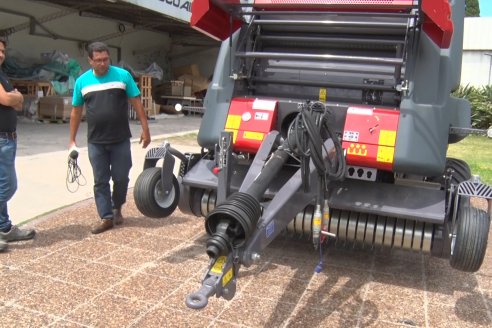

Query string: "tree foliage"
[[465, 0, 480, 17]]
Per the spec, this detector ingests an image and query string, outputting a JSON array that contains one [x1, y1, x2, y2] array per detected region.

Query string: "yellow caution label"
[[243, 131, 264, 141], [313, 217, 321, 225], [222, 268, 234, 287], [347, 143, 368, 156], [378, 130, 397, 147], [319, 88, 327, 102], [211, 256, 227, 274], [377, 146, 395, 163], [225, 115, 241, 130]]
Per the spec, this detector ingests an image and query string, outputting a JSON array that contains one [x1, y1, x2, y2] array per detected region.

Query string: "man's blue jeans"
[[88, 139, 132, 220], [0, 137, 17, 232]]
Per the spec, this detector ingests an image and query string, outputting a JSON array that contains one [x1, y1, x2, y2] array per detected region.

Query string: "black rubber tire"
[[450, 206, 490, 272], [133, 167, 180, 218], [445, 158, 472, 186], [430, 158, 471, 187]]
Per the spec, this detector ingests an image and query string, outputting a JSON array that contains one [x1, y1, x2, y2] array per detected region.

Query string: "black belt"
[[0, 131, 17, 140]]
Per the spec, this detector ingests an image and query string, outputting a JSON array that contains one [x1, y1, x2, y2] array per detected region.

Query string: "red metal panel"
[[342, 107, 399, 171], [191, 0, 242, 41], [225, 98, 278, 153], [421, 0, 453, 48]]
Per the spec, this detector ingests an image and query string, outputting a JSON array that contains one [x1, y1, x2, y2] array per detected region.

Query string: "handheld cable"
[[66, 147, 86, 193]]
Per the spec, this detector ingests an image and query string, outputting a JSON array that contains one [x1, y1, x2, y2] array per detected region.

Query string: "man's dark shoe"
[[0, 236, 7, 252], [0, 226, 36, 242], [91, 219, 114, 234], [113, 209, 123, 225]]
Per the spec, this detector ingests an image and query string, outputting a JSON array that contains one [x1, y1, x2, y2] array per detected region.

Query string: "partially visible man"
[[69, 41, 151, 234], [0, 37, 36, 252]]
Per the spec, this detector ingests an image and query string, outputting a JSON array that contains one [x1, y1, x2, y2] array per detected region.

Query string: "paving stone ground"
[[1, 196, 491, 328]]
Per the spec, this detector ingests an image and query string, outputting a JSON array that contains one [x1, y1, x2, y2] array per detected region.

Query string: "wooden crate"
[[11, 80, 54, 97], [37, 96, 72, 122], [138, 75, 156, 119]]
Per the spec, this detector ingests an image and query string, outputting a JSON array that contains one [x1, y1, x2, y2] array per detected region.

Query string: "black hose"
[[286, 101, 346, 189]]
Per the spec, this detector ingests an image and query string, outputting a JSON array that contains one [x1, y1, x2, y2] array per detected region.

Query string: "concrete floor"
[[1, 197, 492, 327]]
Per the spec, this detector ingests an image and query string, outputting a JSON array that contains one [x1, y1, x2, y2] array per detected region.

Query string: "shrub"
[[452, 85, 492, 129]]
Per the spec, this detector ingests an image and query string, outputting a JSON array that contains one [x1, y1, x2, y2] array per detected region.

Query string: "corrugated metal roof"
[[32, 0, 217, 47], [463, 17, 492, 50]]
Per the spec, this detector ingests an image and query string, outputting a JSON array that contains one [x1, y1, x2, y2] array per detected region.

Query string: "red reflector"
[[191, 0, 242, 41], [422, 0, 453, 48]]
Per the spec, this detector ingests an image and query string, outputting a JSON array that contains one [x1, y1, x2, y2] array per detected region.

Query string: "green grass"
[[447, 135, 492, 185]]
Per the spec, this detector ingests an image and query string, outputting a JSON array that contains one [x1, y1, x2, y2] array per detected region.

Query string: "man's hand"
[[10, 89, 23, 111], [140, 130, 151, 148]]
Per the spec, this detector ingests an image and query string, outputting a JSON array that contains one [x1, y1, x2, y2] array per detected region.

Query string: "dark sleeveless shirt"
[[0, 70, 17, 132]]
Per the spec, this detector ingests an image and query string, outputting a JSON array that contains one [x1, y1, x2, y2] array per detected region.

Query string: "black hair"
[[87, 41, 110, 59], [0, 36, 7, 47]]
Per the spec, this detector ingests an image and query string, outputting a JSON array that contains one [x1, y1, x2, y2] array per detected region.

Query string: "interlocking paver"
[[1, 198, 491, 327]]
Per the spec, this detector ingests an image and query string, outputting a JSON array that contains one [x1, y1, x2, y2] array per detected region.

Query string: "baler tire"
[[446, 158, 472, 186], [430, 158, 471, 187], [133, 167, 180, 218], [450, 206, 490, 272]]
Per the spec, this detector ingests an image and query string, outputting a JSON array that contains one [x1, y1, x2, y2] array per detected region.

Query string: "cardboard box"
[[184, 85, 192, 97], [173, 64, 200, 78], [177, 74, 210, 94], [38, 96, 73, 121], [160, 81, 184, 96]]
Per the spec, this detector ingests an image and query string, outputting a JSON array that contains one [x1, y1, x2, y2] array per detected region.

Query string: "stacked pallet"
[[138, 75, 157, 119]]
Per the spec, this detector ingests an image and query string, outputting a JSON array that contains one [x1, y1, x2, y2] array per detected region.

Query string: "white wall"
[[461, 51, 492, 87], [460, 17, 492, 87]]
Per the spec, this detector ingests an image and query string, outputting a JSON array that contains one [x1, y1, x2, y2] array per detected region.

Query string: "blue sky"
[[479, 0, 492, 16]]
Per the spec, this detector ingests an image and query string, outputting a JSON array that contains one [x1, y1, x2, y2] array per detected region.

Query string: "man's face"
[[89, 51, 110, 76], [0, 42, 5, 66]]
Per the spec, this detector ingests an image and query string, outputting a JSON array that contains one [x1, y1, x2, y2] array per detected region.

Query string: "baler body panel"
[[342, 107, 399, 171]]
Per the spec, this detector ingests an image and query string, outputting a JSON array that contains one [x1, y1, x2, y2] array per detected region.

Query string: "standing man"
[[69, 41, 151, 234], [0, 37, 36, 252]]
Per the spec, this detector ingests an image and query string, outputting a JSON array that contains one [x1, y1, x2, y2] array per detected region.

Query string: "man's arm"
[[129, 96, 151, 148], [69, 106, 83, 148], [0, 84, 23, 111]]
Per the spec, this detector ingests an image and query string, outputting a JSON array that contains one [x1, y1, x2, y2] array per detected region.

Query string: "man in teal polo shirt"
[[69, 41, 151, 234]]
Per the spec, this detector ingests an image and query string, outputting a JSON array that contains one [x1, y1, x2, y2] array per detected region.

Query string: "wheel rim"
[[450, 213, 460, 256], [153, 179, 175, 208]]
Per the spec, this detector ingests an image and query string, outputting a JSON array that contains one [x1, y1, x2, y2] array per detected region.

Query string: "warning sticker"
[[211, 256, 226, 274], [379, 130, 397, 147], [225, 115, 241, 130], [222, 268, 234, 287], [377, 146, 395, 163], [252, 99, 276, 111], [319, 88, 327, 102], [255, 112, 269, 121], [343, 131, 359, 142], [243, 131, 264, 141]]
